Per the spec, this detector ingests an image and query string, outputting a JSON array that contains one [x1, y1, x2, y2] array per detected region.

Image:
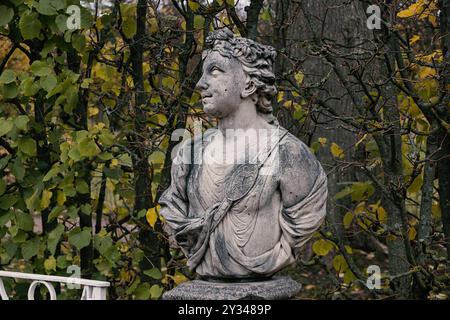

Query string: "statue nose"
[[195, 76, 208, 92]]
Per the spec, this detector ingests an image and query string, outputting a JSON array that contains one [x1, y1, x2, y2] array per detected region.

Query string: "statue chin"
[[202, 103, 223, 118]]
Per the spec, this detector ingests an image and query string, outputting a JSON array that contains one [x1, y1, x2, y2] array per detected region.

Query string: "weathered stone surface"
[[158, 29, 327, 298], [162, 277, 301, 300]]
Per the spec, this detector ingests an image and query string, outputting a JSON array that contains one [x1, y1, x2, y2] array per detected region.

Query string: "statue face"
[[196, 50, 247, 118]]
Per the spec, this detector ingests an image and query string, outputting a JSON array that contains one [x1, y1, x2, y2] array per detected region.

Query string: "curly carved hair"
[[204, 29, 278, 122]]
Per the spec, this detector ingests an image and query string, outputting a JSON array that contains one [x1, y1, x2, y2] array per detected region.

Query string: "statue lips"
[[201, 93, 213, 103]]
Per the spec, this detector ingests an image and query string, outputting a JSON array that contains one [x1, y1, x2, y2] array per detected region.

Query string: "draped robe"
[[159, 126, 328, 279]]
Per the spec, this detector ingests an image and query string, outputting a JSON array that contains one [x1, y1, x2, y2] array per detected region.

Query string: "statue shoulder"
[[172, 127, 218, 164], [278, 131, 324, 174]]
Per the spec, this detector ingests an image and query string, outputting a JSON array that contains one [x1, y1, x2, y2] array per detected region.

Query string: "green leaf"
[[21, 236, 40, 260], [43, 165, 61, 182], [0, 194, 18, 210], [4, 241, 18, 260], [104, 167, 123, 180], [333, 186, 353, 201], [36, 0, 57, 15], [20, 77, 40, 96], [333, 255, 349, 273], [0, 211, 14, 227], [14, 115, 29, 131], [19, 11, 42, 40], [25, 186, 42, 211], [0, 5, 14, 26], [78, 137, 99, 157], [68, 227, 92, 250], [44, 256, 57, 272], [312, 239, 334, 256], [47, 206, 63, 222], [0, 70, 16, 84], [39, 74, 57, 92], [144, 268, 162, 280], [350, 182, 374, 201], [134, 283, 151, 300], [0, 118, 13, 137], [122, 18, 136, 38], [18, 137, 37, 157], [15, 211, 34, 231], [75, 179, 89, 194], [343, 211, 354, 228], [31, 61, 53, 77], [2, 82, 18, 99], [80, 203, 91, 215], [408, 175, 423, 194], [0, 179, 5, 196], [188, 0, 200, 11], [136, 209, 147, 218], [98, 130, 114, 146], [55, 14, 68, 32], [150, 284, 163, 299], [68, 145, 82, 161], [11, 159, 25, 181], [12, 230, 27, 244], [47, 224, 64, 256], [71, 33, 86, 52]]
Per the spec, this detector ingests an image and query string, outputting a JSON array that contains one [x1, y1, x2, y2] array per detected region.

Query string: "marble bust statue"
[[159, 29, 328, 283]]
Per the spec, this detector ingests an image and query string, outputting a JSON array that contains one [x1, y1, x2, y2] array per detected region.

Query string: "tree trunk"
[[437, 0, 450, 260], [129, 0, 161, 273]]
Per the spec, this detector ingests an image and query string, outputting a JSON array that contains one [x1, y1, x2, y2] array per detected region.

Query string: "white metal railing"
[[0, 271, 110, 300]]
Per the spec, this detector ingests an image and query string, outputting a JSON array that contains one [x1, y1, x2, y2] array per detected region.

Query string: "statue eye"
[[210, 66, 222, 74]]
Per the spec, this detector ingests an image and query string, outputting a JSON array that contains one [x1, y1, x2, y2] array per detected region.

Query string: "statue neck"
[[218, 100, 271, 137]]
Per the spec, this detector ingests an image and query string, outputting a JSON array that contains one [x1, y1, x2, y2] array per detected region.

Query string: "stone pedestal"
[[162, 276, 301, 300]]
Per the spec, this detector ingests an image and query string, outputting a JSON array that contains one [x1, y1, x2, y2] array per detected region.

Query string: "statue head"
[[196, 29, 278, 123]]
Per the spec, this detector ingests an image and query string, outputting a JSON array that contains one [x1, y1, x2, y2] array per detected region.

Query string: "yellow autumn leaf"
[[410, 35, 420, 45], [57, 190, 66, 206], [88, 107, 99, 117], [330, 142, 344, 159], [343, 269, 356, 284], [188, 0, 200, 11], [44, 256, 57, 272], [111, 158, 119, 167], [408, 175, 423, 194], [408, 227, 417, 240], [345, 245, 353, 254], [343, 211, 354, 228], [397, 3, 420, 18], [318, 137, 327, 146], [277, 91, 284, 103], [146, 205, 160, 228], [40, 189, 53, 209], [294, 71, 304, 85], [428, 14, 437, 27], [332, 255, 348, 273], [377, 205, 387, 224], [170, 271, 188, 285], [106, 178, 115, 192], [418, 67, 436, 79]]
